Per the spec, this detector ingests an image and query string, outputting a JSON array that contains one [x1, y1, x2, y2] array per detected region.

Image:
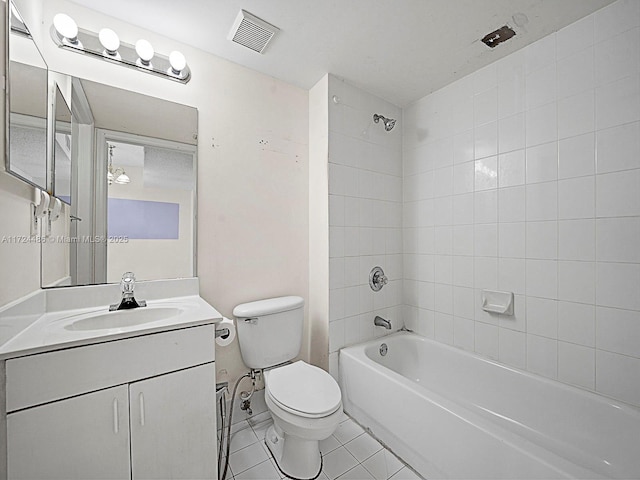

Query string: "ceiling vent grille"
[[228, 10, 279, 54]]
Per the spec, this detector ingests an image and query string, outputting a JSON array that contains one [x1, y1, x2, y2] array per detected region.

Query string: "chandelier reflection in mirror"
[[50, 13, 191, 83], [107, 145, 130, 186]]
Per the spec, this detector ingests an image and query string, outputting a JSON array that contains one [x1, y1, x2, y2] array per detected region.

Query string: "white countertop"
[[0, 279, 223, 360]]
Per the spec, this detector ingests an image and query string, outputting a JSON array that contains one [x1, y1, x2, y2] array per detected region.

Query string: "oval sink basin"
[[65, 307, 183, 331]]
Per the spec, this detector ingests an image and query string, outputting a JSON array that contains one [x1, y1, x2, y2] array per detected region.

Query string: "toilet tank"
[[233, 296, 304, 369]]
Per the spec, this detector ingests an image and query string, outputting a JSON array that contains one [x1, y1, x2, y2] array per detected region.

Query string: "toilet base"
[[264, 424, 323, 480]]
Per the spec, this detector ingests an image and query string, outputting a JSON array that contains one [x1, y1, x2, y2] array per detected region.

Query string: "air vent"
[[481, 25, 516, 48], [228, 10, 279, 54]]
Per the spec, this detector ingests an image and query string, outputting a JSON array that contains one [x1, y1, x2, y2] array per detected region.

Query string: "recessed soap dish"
[[481, 290, 514, 315]]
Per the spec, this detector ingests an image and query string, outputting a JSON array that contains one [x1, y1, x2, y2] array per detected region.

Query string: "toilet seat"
[[265, 361, 341, 419]]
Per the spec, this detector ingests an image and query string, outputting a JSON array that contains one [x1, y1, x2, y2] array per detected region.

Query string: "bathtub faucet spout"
[[374, 316, 392, 329]]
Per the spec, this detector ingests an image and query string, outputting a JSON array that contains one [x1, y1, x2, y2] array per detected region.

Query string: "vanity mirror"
[[53, 85, 72, 204], [6, 1, 49, 190], [41, 75, 198, 287]]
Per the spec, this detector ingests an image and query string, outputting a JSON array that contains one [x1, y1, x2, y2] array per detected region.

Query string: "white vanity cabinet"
[[3, 324, 217, 480]]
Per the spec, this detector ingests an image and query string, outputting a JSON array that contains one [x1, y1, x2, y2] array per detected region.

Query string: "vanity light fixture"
[[50, 14, 191, 83]]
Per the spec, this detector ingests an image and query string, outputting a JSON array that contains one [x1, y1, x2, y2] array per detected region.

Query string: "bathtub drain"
[[380, 343, 388, 356]]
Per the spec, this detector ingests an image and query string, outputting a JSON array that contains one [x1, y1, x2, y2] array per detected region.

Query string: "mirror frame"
[[5, 0, 50, 192]]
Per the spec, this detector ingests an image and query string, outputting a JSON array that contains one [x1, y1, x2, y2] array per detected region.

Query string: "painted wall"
[[1, 0, 310, 386], [327, 75, 404, 377], [403, 0, 640, 408]]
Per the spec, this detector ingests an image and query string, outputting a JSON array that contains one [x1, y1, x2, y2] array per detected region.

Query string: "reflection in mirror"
[[7, 1, 48, 190], [53, 86, 72, 204], [41, 75, 198, 288]]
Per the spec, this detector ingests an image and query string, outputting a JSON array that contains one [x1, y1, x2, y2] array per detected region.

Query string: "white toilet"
[[234, 296, 342, 480]]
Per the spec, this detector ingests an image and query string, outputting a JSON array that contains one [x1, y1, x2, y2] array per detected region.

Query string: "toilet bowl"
[[263, 361, 342, 480], [233, 296, 343, 479]]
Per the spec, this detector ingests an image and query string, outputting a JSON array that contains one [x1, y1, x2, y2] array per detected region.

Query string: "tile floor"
[[221, 411, 423, 480]]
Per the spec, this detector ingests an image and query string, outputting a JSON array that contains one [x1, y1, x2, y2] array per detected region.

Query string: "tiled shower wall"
[[403, 0, 640, 407], [327, 76, 404, 374]]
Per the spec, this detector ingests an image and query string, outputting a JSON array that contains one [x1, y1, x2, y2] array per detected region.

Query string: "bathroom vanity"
[[0, 279, 221, 480]]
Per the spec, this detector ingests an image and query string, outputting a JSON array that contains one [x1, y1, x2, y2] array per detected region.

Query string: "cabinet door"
[[7, 385, 131, 480], [130, 363, 217, 479]]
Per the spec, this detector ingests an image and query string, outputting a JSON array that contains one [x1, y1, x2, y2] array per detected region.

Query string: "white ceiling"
[[70, 0, 614, 106]]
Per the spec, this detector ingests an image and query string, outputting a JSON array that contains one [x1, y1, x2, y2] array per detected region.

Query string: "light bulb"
[[169, 51, 187, 75], [53, 13, 78, 44], [99, 28, 120, 55], [135, 39, 154, 66]]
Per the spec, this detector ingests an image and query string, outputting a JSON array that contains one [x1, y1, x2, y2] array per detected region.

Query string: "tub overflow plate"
[[380, 343, 388, 356]]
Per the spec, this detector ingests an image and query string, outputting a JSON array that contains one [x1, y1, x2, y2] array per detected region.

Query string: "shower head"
[[373, 113, 396, 132]]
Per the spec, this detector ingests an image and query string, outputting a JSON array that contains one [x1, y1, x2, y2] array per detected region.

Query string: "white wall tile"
[[498, 258, 526, 295], [474, 121, 498, 159], [526, 182, 558, 221], [558, 219, 595, 261], [526, 64, 557, 109], [527, 296, 558, 338], [557, 47, 595, 99], [453, 225, 474, 256], [453, 286, 475, 320], [526, 142, 558, 184], [558, 342, 595, 389], [453, 256, 474, 288], [596, 350, 640, 406], [474, 224, 498, 257], [499, 186, 526, 223], [596, 306, 640, 358], [475, 322, 499, 359], [596, 122, 640, 174], [498, 73, 526, 119], [526, 221, 558, 260], [498, 222, 526, 259], [499, 328, 526, 368], [558, 90, 594, 139], [525, 33, 557, 74], [453, 161, 475, 194], [453, 193, 474, 225], [434, 284, 453, 314], [474, 257, 498, 290], [527, 334, 558, 379], [595, 169, 640, 217], [498, 150, 526, 187], [474, 190, 498, 224], [526, 259, 558, 299], [453, 316, 475, 351], [594, 0, 640, 44], [558, 261, 595, 304], [557, 14, 594, 60], [596, 217, 640, 263], [474, 87, 497, 126], [594, 28, 640, 87], [498, 113, 525, 153], [558, 133, 595, 179], [474, 157, 498, 191], [526, 102, 558, 148], [558, 301, 596, 347], [595, 75, 640, 130], [558, 176, 595, 219], [434, 312, 454, 344], [596, 262, 640, 311]]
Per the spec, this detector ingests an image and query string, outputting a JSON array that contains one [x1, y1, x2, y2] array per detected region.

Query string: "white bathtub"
[[339, 332, 640, 480]]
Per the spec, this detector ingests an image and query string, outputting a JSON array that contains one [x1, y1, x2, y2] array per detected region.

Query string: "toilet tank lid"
[[233, 296, 304, 318]]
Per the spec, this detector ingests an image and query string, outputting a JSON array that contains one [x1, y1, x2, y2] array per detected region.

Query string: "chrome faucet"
[[109, 272, 147, 311], [374, 315, 392, 329]]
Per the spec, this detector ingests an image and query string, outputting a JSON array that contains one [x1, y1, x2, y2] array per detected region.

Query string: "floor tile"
[[361, 449, 404, 480], [247, 410, 272, 427], [235, 459, 280, 480], [344, 434, 383, 462], [337, 464, 375, 480], [333, 419, 365, 444], [229, 441, 269, 475], [322, 446, 360, 480], [230, 426, 259, 453], [389, 466, 422, 480], [251, 417, 273, 442], [320, 434, 342, 456]]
